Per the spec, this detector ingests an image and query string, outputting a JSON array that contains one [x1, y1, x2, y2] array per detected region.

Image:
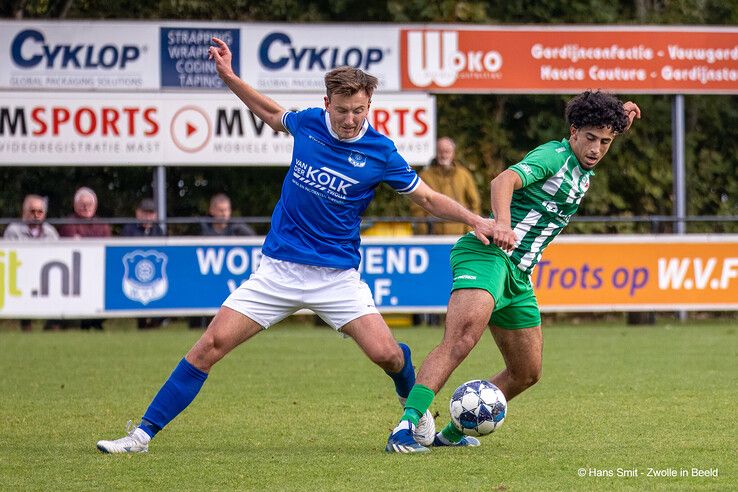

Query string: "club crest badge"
[[348, 151, 367, 168], [580, 175, 590, 192], [122, 250, 168, 305]]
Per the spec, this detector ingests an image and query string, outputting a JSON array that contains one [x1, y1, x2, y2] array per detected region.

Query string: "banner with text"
[[0, 243, 104, 317], [103, 239, 453, 315], [1, 235, 736, 318], [241, 24, 401, 91], [401, 26, 738, 93], [0, 92, 435, 165], [535, 236, 738, 310], [0, 21, 160, 90]]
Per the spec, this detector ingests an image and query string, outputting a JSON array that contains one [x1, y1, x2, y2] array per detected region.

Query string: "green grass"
[[1, 320, 736, 491]]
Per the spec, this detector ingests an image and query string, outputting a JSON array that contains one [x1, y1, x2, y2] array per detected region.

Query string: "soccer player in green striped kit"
[[387, 91, 641, 453]]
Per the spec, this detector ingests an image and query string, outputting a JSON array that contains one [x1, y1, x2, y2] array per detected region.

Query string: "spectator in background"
[[411, 137, 482, 235], [121, 198, 166, 329], [59, 187, 112, 239], [122, 198, 165, 237], [60, 186, 109, 330], [190, 193, 256, 329], [200, 193, 256, 236], [4, 194, 59, 241], [410, 138, 482, 326], [4, 194, 60, 331]]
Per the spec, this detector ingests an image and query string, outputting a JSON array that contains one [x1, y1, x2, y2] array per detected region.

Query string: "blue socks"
[[385, 342, 415, 399], [138, 345, 413, 439], [139, 358, 208, 438]]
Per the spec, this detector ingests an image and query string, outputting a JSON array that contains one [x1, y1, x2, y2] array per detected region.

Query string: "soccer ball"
[[450, 380, 507, 436]]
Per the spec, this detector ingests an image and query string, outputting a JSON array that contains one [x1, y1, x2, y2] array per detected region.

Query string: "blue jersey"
[[261, 108, 420, 269]]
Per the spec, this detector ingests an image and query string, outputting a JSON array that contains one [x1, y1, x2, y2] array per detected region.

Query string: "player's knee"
[[447, 332, 478, 363], [189, 333, 223, 371], [513, 365, 541, 389], [371, 344, 404, 372]]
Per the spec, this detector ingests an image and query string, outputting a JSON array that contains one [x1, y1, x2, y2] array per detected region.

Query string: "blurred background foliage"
[[2, 0, 737, 233]]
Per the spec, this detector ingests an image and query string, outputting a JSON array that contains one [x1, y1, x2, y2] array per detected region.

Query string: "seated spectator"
[[60, 187, 109, 330], [121, 198, 165, 237], [4, 194, 59, 241], [200, 193, 256, 236], [190, 193, 255, 330], [121, 198, 166, 329], [59, 187, 112, 238], [3, 194, 60, 331]]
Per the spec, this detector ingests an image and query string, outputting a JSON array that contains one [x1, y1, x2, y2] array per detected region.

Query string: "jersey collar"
[[562, 138, 596, 175], [324, 111, 369, 143]]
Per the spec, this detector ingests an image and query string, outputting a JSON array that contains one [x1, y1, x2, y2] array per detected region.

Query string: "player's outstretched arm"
[[209, 37, 286, 133], [408, 181, 494, 245]]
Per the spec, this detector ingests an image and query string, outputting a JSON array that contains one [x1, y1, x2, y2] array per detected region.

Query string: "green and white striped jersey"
[[499, 138, 593, 274]]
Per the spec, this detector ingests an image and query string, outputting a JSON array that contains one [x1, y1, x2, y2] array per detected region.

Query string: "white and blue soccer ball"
[[450, 380, 507, 436]]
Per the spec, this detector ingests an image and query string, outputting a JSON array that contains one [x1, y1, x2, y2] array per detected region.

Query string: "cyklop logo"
[[258, 32, 384, 71], [406, 31, 503, 88], [11, 29, 142, 70]]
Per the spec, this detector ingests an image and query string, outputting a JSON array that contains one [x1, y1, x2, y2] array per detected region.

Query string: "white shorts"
[[222, 255, 379, 330]]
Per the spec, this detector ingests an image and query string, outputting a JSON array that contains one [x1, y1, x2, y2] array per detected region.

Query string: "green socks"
[[401, 384, 435, 426], [440, 421, 465, 443]]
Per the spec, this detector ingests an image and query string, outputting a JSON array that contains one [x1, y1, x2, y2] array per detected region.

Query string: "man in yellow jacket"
[[412, 137, 482, 235]]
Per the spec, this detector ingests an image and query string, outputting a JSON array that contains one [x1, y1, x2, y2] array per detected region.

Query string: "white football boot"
[[97, 420, 150, 454], [399, 397, 436, 446]]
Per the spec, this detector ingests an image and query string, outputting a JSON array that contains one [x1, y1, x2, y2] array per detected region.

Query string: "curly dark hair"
[[565, 91, 629, 134]]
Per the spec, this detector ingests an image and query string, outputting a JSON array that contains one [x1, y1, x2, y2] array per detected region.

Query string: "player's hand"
[[472, 217, 496, 245], [209, 37, 234, 80], [490, 221, 517, 252], [623, 101, 641, 132]]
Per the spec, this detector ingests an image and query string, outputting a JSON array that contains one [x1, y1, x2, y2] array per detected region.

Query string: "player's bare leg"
[[186, 306, 264, 372], [387, 289, 493, 452], [488, 324, 542, 400], [97, 307, 262, 453], [415, 289, 495, 392], [342, 313, 404, 372], [342, 313, 436, 447]]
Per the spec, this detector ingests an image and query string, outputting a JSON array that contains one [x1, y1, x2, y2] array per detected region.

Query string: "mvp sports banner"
[[0, 235, 736, 318], [0, 92, 435, 165], [400, 26, 738, 93]]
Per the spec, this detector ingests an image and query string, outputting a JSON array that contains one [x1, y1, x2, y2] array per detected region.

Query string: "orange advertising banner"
[[533, 235, 738, 311], [401, 26, 738, 93]]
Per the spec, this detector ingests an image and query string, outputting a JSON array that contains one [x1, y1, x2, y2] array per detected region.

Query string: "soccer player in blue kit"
[[96, 37, 495, 453]]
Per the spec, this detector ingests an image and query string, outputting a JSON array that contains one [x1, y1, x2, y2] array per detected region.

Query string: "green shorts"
[[449, 234, 541, 329]]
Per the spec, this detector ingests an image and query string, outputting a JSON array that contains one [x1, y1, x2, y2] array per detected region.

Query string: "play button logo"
[[171, 105, 211, 153]]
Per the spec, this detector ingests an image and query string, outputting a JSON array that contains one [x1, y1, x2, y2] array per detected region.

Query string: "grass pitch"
[[1, 319, 735, 491]]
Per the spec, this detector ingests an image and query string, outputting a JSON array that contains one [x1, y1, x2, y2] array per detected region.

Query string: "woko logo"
[[11, 29, 143, 70], [258, 32, 385, 71], [405, 31, 503, 88]]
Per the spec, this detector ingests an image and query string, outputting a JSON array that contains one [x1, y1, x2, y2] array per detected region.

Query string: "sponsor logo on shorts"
[[454, 274, 477, 280]]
